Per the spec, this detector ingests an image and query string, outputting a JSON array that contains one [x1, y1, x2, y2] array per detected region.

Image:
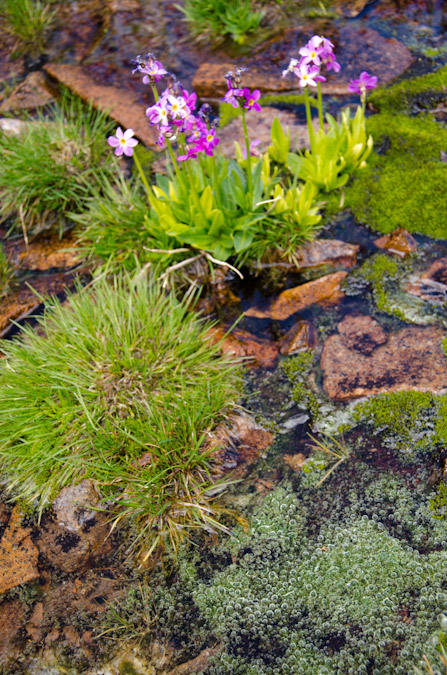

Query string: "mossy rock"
[[345, 113, 447, 239], [369, 65, 447, 115]]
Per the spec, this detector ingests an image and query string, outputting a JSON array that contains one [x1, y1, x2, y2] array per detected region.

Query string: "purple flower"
[[242, 88, 262, 112], [146, 100, 169, 126], [299, 41, 323, 66], [295, 62, 319, 88], [326, 53, 341, 73], [282, 58, 299, 79], [166, 95, 187, 120], [182, 89, 197, 112], [348, 71, 378, 95], [222, 87, 244, 108], [199, 129, 220, 156], [133, 53, 167, 83], [178, 147, 199, 162], [107, 127, 138, 157]]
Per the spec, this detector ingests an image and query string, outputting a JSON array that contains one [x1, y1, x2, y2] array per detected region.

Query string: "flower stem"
[[150, 83, 159, 103], [133, 151, 152, 201], [241, 107, 253, 207], [317, 81, 324, 130], [304, 88, 315, 153]]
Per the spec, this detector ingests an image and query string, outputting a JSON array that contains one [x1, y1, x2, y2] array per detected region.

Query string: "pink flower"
[[166, 95, 187, 120], [146, 100, 169, 126], [178, 147, 199, 162], [296, 62, 319, 88], [242, 88, 262, 112], [348, 71, 378, 95], [299, 42, 323, 66], [107, 127, 138, 157], [222, 87, 244, 108], [242, 138, 261, 159], [326, 53, 341, 73], [199, 129, 220, 156]]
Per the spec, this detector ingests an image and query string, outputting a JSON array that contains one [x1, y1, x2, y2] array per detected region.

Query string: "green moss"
[[281, 352, 320, 419], [430, 481, 447, 519], [348, 390, 447, 462], [347, 253, 409, 320], [369, 65, 447, 114], [345, 113, 447, 239]]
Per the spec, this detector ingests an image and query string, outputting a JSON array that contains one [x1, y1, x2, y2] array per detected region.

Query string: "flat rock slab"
[[246, 271, 347, 320], [5, 232, 81, 272], [321, 322, 447, 401], [0, 507, 39, 594], [0, 72, 54, 114], [207, 326, 279, 368], [374, 228, 418, 258], [406, 258, 447, 304], [44, 63, 159, 149], [193, 25, 413, 99]]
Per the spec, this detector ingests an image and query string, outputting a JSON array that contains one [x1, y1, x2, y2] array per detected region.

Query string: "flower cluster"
[[132, 53, 167, 84], [222, 67, 261, 111], [282, 35, 340, 88]]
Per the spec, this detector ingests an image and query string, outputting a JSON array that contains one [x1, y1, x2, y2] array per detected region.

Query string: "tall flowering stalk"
[[222, 67, 262, 207], [282, 35, 340, 152]]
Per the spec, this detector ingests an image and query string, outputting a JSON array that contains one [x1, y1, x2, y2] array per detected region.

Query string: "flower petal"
[[116, 127, 124, 139], [123, 145, 134, 157], [124, 128, 135, 139], [126, 138, 138, 147], [115, 145, 124, 156], [108, 136, 120, 147]]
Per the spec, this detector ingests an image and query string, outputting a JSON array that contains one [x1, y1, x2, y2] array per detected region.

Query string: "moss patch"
[[369, 65, 447, 115], [345, 113, 447, 239]]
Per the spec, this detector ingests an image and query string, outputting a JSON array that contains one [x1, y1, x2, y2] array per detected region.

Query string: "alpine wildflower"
[[107, 127, 139, 156]]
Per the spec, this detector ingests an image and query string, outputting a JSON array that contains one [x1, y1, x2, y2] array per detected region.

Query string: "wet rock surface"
[[0, 71, 54, 113], [337, 314, 388, 355], [4, 231, 81, 272], [406, 257, 447, 304], [246, 271, 347, 320], [207, 325, 279, 368], [321, 321, 447, 401], [374, 228, 418, 258], [279, 320, 317, 355], [194, 26, 413, 99], [44, 63, 159, 149]]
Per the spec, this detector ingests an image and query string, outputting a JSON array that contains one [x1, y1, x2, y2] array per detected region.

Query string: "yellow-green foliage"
[[346, 113, 447, 238]]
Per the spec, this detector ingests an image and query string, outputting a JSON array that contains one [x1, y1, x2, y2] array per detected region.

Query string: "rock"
[[44, 63, 159, 149], [321, 323, 447, 401], [0, 272, 76, 338], [0, 507, 40, 595], [283, 453, 306, 472], [168, 644, 223, 675], [0, 599, 26, 659], [4, 232, 81, 272], [53, 479, 100, 532], [374, 228, 418, 258], [337, 314, 387, 355], [279, 321, 317, 355], [0, 72, 54, 113], [0, 118, 28, 135], [280, 414, 309, 433], [35, 481, 112, 573], [256, 239, 359, 272], [207, 326, 279, 368], [333, 0, 372, 17], [406, 258, 447, 304], [26, 602, 47, 642], [193, 26, 413, 99], [209, 413, 274, 478], [246, 271, 347, 320]]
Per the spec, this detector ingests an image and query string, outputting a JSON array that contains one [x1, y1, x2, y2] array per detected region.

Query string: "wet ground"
[[1, 0, 447, 673]]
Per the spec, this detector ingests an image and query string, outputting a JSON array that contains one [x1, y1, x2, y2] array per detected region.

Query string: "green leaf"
[[200, 185, 214, 217], [232, 229, 254, 253], [287, 153, 304, 176], [160, 214, 190, 236]]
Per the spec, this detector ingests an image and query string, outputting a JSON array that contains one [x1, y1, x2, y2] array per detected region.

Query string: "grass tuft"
[[0, 273, 242, 557], [0, 0, 57, 56], [0, 92, 116, 240]]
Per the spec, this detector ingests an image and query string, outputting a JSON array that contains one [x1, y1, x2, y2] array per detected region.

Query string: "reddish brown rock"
[[0, 272, 75, 338], [0, 72, 54, 114], [406, 258, 447, 304], [169, 644, 223, 675], [207, 326, 279, 368], [246, 271, 347, 321], [209, 413, 274, 478], [193, 26, 412, 99], [4, 232, 81, 272], [35, 482, 112, 573], [0, 599, 26, 658], [0, 507, 39, 595], [257, 239, 359, 272], [337, 314, 387, 355], [333, 0, 372, 16], [44, 63, 158, 149], [280, 321, 317, 355], [374, 228, 418, 258], [26, 602, 46, 642], [321, 323, 447, 401]]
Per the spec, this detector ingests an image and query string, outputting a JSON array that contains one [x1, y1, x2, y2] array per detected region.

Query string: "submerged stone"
[[0, 72, 54, 114], [246, 271, 347, 320], [406, 257, 447, 304], [374, 227, 418, 258], [279, 320, 317, 355]]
